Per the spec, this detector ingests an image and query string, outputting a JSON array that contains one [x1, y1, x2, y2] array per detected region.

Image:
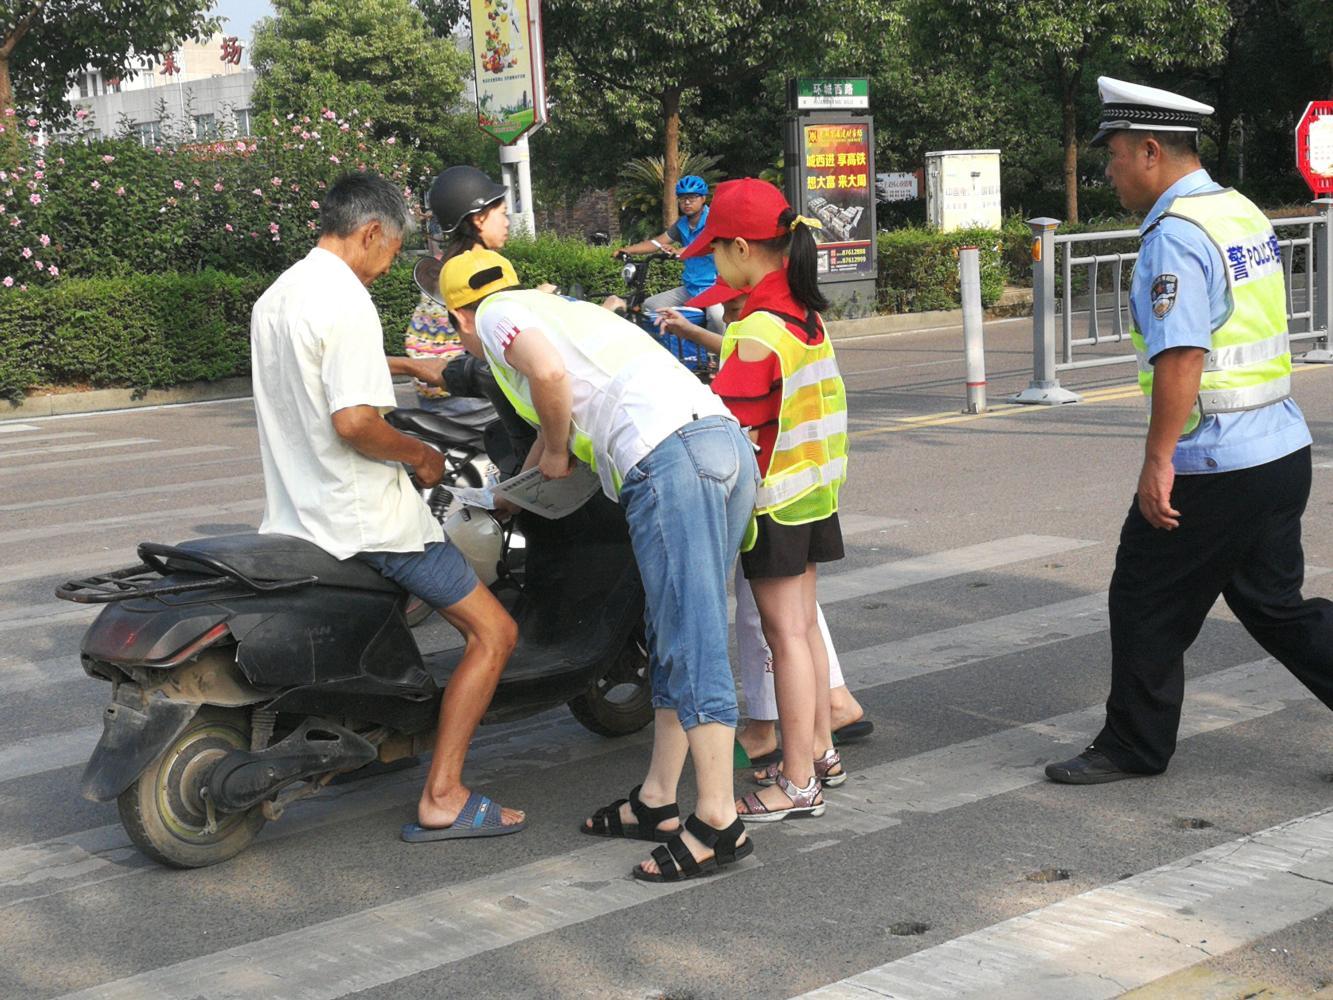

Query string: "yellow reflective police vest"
[[474, 289, 665, 497], [1130, 188, 1291, 435], [720, 310, 848, 549]]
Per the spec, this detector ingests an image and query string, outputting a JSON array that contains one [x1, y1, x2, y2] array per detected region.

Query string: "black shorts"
[[741, 511, 845, 580]]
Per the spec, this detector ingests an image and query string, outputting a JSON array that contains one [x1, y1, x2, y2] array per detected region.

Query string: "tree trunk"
[[0, 55, 19, 168], [661, 86, 681, 230], [1060, 72, 1079, 225]]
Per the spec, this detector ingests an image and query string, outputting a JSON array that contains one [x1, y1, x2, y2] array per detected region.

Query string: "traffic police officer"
[[1046, 77, 1333, 783]]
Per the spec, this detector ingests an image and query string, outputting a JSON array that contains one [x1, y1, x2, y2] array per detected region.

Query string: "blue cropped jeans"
[[619, 415, 759, 731]]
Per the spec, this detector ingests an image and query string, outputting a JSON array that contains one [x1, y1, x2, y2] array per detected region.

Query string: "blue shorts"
[[355, 540, 479, 610]]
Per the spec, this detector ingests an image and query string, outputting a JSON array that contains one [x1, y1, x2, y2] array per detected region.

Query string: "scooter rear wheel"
[[117, 707, 267, 868], [567, 627, 653, 737]]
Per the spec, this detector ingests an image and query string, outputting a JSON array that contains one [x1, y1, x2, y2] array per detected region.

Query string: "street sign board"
[[471, 0, 547, 145], [789, 78, 870, 112], [1296, 101, 1333, 196]]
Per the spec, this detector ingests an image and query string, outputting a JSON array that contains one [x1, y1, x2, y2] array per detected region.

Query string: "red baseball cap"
[[679, 178, 790, 259], [686, 278, 750, 309]]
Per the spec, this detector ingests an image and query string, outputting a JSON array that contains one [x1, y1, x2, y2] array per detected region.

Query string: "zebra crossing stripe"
[[799, 807, 1333, 1000], [51, 656, 1317, 1000]]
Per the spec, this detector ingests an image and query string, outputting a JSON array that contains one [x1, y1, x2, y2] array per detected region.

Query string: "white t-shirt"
[[476, 291, 733, 497], [250, 247, 443, 558]]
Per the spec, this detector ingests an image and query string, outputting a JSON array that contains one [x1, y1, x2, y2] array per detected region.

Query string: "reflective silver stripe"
[[1198, 376, 1291, 413], [783, 357, 839, 395], [1204, 332, 1289, 371], [773, 411, 848, 453], [755, 456, 847, 509]]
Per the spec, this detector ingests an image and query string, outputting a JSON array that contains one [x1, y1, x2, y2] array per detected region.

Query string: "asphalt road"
[[0, 320, 1331, 1000]]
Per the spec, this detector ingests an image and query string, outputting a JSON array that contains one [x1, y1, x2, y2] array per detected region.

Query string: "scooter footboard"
[[80, 690, 199, 802]]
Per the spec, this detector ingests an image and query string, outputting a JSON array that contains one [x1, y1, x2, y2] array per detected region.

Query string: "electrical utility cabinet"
[[925, 150, 1001, 231]]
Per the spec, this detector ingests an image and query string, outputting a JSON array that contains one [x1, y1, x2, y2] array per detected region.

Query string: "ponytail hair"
[[751, 208, 830, 316], [441, 216, 486, 264]]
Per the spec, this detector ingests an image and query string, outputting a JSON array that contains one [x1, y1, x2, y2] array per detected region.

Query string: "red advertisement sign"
[[800, 122, 874, 277]]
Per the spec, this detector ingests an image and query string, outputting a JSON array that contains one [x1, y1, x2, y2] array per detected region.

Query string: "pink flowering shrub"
[[0, 108, 436, 286]]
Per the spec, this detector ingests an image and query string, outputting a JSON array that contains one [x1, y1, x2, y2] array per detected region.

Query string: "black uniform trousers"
[[1094, 446, 1333, 773]]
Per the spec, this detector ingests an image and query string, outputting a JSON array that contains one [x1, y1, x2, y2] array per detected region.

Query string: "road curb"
[[3, 376, 255, 421]]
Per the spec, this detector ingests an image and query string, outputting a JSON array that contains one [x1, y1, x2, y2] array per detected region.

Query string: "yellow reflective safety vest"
[[1130, 188, 1291, 435], [474, 289, 669, 498], [719, 310, 848, 550]]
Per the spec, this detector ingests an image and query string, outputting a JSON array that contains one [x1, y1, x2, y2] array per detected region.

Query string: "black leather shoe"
[[1045, 748, 1155, 785]]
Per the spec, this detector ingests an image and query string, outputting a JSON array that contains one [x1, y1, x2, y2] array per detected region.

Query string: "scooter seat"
[[385, 408, 488, 449], [161, 533, 403, 594]]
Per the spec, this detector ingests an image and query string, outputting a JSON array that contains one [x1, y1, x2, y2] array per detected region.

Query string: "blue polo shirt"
[[670, 206, 718, 298], [1130, 169, 1310, 474]]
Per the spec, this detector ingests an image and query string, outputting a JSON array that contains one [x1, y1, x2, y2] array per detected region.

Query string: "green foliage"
[[501, 234, 683, 298], [250, 0, 481, 166], [617, 153, 725, 237], [0, 260, 422, 401], [0, 1, 220, 127], [875, 227, 1007, 313]]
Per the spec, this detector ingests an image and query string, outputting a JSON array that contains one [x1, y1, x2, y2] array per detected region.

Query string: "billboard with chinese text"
[[799, 122, 875, 279]]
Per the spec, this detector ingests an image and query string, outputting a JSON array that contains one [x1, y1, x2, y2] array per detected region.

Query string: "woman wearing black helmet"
[[429, 165, 512, 261], [403, 167, 514, 420]]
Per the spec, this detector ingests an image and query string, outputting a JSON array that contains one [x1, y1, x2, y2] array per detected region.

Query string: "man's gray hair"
[[319, 172, 418, 239]]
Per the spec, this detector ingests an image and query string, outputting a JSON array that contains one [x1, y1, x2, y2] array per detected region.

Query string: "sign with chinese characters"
[[792, 78, 870, 111], [925, 150, 1001, 231], [470, 0, 547, 145], [220, 36, 244, 66], [798, 122, 875, 278], [160, 51, 181, 76], [876, 171, 921, 202], [1296, 101, 1333, 196]]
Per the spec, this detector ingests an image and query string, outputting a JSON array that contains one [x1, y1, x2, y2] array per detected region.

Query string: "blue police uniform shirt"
[[1131, 168, 1311, 475], [670, 205, 718, 298]]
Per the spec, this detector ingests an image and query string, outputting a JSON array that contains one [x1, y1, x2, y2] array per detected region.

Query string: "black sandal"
[[632, 814, 754, 883], [581, 784, 679, 842]]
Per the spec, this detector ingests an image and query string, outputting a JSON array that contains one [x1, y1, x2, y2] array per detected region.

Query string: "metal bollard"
[[1010, 218, 1080, 404], [958, 246, 987, 413]]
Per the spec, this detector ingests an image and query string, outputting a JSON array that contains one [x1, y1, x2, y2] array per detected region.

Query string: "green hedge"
[[0, 262, 423, 403], [876, 227, 1007, 313], [3, 229, 1017, 400]]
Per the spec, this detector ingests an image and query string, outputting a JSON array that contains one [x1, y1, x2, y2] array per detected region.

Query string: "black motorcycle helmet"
[[427, 166, 508, 237]]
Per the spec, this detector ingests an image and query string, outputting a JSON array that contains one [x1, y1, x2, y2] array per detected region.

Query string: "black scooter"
[[57, 476, 651, 868]]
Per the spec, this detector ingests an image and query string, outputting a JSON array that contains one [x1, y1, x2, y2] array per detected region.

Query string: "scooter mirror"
[[413, 256, 447, 307]]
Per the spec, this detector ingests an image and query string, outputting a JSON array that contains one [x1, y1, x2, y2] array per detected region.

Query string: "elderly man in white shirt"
[[250, 172, 523, 842]]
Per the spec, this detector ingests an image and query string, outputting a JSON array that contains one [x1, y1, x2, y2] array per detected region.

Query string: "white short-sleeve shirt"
[[475, 292, 733, 493], [250, 247, 443, 558]]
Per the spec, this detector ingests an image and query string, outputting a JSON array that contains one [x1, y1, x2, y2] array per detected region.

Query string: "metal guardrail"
[[1012, 198, 1333, 405]]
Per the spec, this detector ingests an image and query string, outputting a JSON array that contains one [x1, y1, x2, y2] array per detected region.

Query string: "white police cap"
[[1091, 77, 1213, 147]]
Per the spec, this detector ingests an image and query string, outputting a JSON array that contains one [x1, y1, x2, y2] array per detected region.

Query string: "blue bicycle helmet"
[[675, 175, 708, 196]]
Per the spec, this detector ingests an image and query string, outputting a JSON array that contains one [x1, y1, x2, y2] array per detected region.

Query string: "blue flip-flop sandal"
[[401, 791, 526, 842]]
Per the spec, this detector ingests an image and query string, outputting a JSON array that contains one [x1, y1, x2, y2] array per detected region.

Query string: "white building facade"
[[65, 35, 257, 144]]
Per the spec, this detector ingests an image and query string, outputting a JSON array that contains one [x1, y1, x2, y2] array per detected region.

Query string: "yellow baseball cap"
[[441, 247, 520, 310]]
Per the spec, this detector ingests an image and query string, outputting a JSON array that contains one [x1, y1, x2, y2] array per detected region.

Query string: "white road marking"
[[800, 807, 1333, 1000], [0, 444, 234, 477], [818, 535, 1097, 604], [0, 473, 265, 514], [0, 725, 100, 785], [0, 423, 44, 433], [49, 656, 1315, 1000], [1315, 460, 1333, 469], [0, 430, 95, 445], [0, 497, 264, 546], [0, 437, 157, 461]]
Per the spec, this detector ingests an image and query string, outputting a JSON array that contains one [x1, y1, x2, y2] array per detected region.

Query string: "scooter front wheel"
[[567, 627, 653, 737], [117, 707, 267, 868]]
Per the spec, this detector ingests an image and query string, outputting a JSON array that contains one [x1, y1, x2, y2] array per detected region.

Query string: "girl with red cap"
[[678, 178, 850, 823]]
